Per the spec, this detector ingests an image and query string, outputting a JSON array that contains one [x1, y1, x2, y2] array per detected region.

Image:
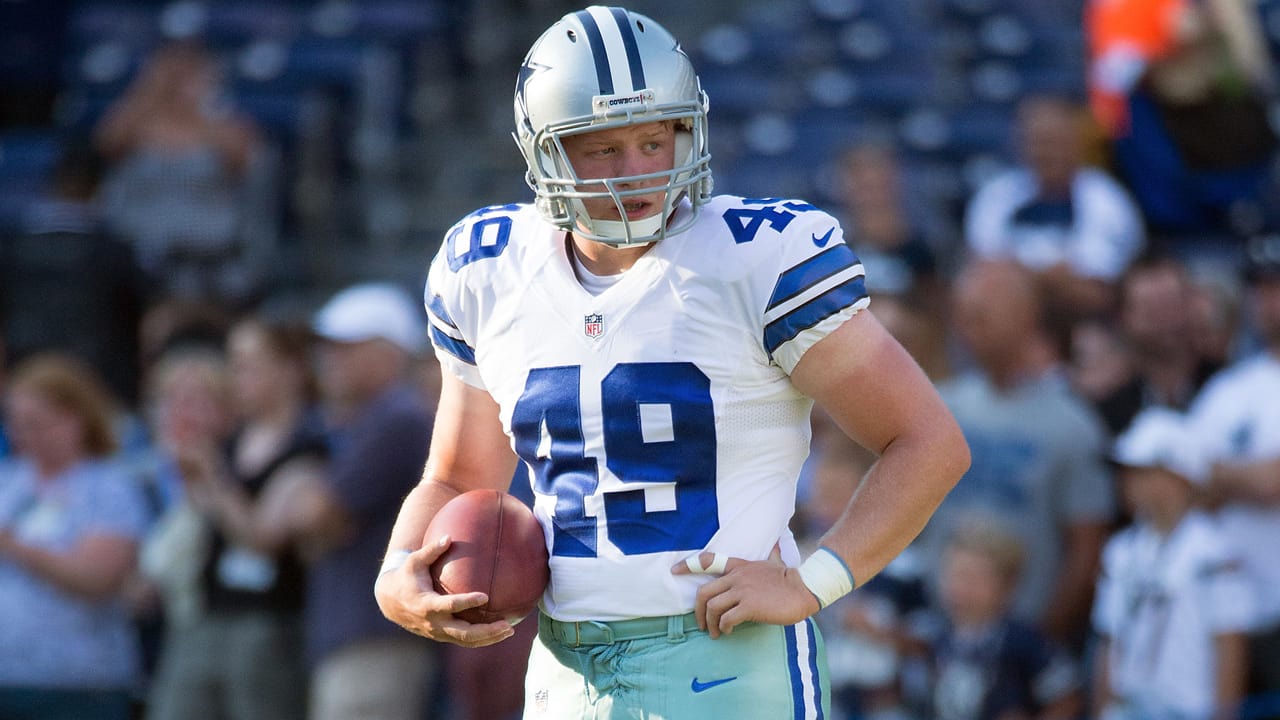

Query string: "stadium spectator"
[[93, 41, 272, 312], [836, 139, 945, 309], [296, 283, 437, 720], [145, 316, 327, 720], [1086, 0, 1278, 238], [128, 344, 234, 698], [1067, 317, 1135, 421], [0, 140, 148, 407], [963, 94, 1146, 322], [902, 520, 1082, 720], [1188, 273, 1244, 370], [0, 354, 149, 720], [1186, 234, 1280, 713], [921, 259, 1116, 648], [1093, 407, 1254, 720], [1089, 252, 1223, 435], [836, 139, 952, 380]]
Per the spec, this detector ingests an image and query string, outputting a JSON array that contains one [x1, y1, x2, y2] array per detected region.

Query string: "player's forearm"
[[815, 420, 969, 586], [383, 478, 462, 556]]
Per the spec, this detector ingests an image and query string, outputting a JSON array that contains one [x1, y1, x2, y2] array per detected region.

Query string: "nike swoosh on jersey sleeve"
[[762, 244, 867, 356]]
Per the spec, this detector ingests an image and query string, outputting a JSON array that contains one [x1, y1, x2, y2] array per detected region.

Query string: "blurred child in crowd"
[[902, 520, 1082, 720], [1092, 407, 1254, 720]]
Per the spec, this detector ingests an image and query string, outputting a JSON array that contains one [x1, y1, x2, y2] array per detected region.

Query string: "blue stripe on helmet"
[[575, 9, 613, 94], [609, 7, 646, 91]]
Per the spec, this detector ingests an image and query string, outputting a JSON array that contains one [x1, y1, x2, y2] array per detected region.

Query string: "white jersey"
[[1186, 352, 1280, 627], [424, 196, 869, 621], [1092, 511, 1256, 718]]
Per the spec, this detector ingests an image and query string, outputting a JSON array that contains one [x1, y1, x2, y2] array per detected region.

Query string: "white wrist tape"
[[797, 547, 855, 609], [378, 549, 413, 577]]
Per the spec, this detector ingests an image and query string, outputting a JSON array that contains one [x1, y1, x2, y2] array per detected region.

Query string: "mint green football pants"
[[525, 612, 830, 719]]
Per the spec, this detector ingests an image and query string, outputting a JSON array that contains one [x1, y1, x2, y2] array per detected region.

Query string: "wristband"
[[378, 549, 413, 578], [797, 546, 855, 609]]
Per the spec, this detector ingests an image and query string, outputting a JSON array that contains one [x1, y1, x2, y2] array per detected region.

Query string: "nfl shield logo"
[[584, 313, 604, 338]]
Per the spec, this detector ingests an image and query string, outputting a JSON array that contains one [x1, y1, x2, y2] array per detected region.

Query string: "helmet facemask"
[[528, 103, 710, 247]]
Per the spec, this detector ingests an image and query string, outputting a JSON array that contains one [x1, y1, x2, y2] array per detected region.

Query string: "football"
[[424, 489, 549, 624]]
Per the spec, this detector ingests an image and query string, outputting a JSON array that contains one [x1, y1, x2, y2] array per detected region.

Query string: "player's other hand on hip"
[[373, 535, 516, 648], [672, 544, 821, 639]]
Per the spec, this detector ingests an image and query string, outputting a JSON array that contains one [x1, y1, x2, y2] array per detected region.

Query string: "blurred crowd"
[[2, 0, 1280, 719]]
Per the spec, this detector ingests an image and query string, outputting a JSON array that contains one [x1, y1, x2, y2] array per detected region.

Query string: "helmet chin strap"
[[587, 214, 664, 247]]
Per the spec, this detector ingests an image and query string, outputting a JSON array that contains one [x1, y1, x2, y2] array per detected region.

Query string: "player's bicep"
[[790, 309, 954, 456], [423, 372, 518, 493]]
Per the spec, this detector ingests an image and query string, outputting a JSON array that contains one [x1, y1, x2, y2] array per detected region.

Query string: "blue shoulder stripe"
[[764, 276, 867, 355], [768, 244, 860, 312], [608, 7, 646, 91], [424, 292, 458, 331], [575, 10, 613, 94], [430, 326, 476, 365]]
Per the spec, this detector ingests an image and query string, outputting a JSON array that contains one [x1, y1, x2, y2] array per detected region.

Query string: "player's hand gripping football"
[[672, 544, 822, 639], [373, 535, 516, 648]]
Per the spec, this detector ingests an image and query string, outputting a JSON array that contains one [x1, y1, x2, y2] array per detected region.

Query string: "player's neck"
[[567, 233, 651, 276]]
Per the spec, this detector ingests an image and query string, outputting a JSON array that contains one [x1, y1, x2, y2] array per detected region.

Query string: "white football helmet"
[[513, 5, 713, 247]]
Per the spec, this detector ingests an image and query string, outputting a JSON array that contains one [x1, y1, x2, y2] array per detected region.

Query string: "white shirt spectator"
[[1186, 352, 1280, 628], [965, 167, 1145, 281], [1093, 510, 1256, 719]]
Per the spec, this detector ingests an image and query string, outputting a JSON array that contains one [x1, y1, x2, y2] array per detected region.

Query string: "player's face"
[[560, 120, 677, 224]]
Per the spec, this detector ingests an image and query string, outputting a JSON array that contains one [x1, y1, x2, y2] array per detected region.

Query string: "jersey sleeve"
[[754, 201, 871, 374], [423, 218, 485, 390]]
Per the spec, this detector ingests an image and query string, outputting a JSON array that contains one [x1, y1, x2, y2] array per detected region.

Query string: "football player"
[[374, 6, 970, 718]]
